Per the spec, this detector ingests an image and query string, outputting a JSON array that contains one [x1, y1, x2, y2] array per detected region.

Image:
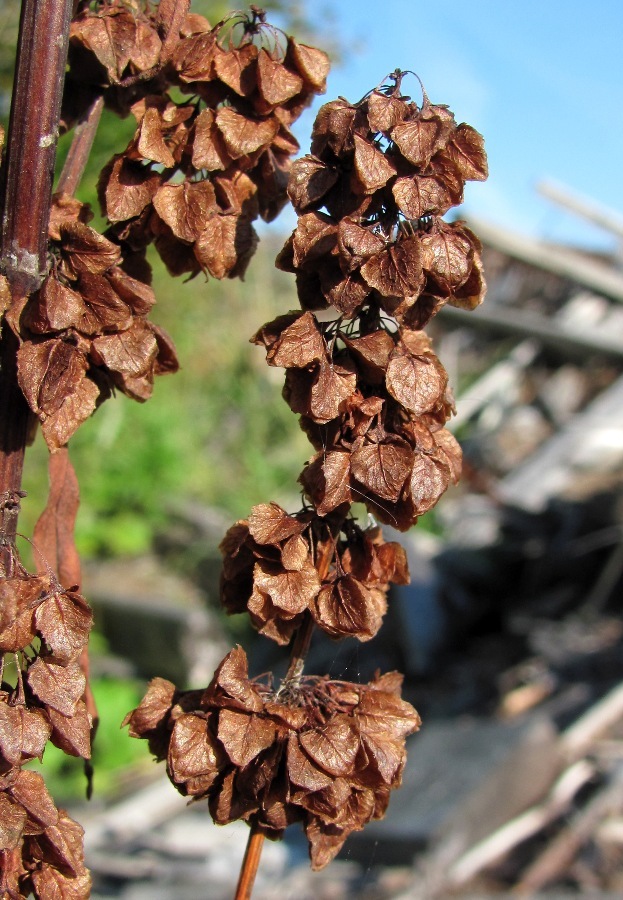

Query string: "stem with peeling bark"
[[0, 0, 73, 552]]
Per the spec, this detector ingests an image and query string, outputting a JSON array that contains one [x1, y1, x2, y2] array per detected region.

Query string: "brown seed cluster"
[[124, 646, 420, 870], [4, 4, 329, 453], [253, 310, 462, 531], [220, 503, 409, 644], [67, 2, 329, 280], [279, 70, 487, 324], [0, 543, 92, 897], [6, 196, 177, 451], [259, 70, 488, 532], [127, 66, 488, 873]]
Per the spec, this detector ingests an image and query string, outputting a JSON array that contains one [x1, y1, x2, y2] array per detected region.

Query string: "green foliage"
[[30, 675, 148, 802], [21, 239, 309, 557]]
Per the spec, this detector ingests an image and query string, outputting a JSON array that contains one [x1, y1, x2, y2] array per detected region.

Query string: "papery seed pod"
[[125, 646, 420, 869]]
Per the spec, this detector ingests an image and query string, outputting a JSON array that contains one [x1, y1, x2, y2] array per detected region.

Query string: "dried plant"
[[128, 66, 488, 894], [0, 2, 486, 897]]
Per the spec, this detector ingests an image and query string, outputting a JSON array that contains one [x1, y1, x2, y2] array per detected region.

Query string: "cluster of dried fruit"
[[220, 502, 409, 644], [128, 69, 487, 875], [0, 539, 92, 896], [253, 309, 462, 530], [280, 70, 487, 323], [3, 3, 329, 454], [125, 645, 420, 870], [68, 1, 329, 279], [5, 196, 177, 451], [265, 72, 487, 532]]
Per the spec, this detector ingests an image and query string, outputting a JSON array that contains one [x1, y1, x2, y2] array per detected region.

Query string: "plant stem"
[[56, 94, 105, 197], [235, 530, 336, 895], [284, 533, 335, 679], [234, 823, 266, 900], [285, 611, 315, 681], [0, 0, 73, 553], [0, 0, 74, 295]]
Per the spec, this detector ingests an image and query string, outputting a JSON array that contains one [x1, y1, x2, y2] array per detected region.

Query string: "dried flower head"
[[220, 503, 408, 643], [125, 645, 420, 869]]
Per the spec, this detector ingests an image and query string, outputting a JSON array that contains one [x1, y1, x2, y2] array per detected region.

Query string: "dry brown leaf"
[[264, 311, 326, 368], [99, 155, 161, 223], [123, 676, 176, 737], [287, 155, 338, 211], [352, 134, 396, 194], [0, 793, 27, 851], [366, 90, 409, 133], [46, 700, 92, 760], [360, 236, 424, 299], [286, 39, 330, 91], [216, 107, 279, 158], [351, 441, 413, 502], [35, 589, 92, 662], [27, 658, 86, 718], [217, 708, 276, 767], [299, 716, 359, 776], [0, 703, 51, 766], [153, 181, 217, 243], [391, 112, 450, 167], [192, 108, 231, 172], [247, 503, 307, 545], [385, 345, 448, 416], [444, 123, 488, 181], [168, 713, 221, 792], [213, 42, 258, 96], [311, 575, 386, 640], [253, 560, 321, 615], [257, 50, 303, 106], [299, 451, 352, 515]]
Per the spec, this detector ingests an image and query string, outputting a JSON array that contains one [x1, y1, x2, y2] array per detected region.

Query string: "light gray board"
[[497, 373, 623, 512]]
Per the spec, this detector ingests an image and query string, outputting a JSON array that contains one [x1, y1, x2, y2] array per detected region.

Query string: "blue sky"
[[283, 1, 623, 252]]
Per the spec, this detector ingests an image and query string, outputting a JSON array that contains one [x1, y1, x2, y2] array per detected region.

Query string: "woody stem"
[[0, 0, 73, 554]]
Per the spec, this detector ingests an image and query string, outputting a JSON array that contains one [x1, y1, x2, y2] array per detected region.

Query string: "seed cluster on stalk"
[[128, 66, 488, 872], [1, 3, 331, 897], [125, 645, 420, 870], [71, 1, 330, 278], [3, 1, 329, 451], [0, 517, 92, 897]]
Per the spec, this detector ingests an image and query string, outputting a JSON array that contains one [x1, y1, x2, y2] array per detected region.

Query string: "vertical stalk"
[[1, 0, 74, 294], [234, 824, 266, 900], [0, 0, 74, 547], [235, 533, 336, 896], [56, 94, 104, 197]]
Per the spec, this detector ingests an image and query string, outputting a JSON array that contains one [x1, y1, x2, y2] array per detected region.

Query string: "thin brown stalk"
[[285, 611, 315, 681], [56, 94, 105, 197], [234, 823, 266, 900], [285, 529, 335, 676], [235, 529, 336, 895]]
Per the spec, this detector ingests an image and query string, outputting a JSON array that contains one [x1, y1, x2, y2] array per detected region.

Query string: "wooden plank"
[[466, 216, 623, 302], [537, 180, 623, 242], [497, 373, 623, 511], [439, 303, 623, 361]]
